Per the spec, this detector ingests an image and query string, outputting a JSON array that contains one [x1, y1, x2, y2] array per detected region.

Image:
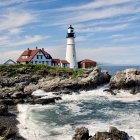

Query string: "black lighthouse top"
[[66, 25, 75, 38]]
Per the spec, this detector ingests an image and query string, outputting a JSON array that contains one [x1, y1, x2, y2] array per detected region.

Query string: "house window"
[[42, 61, 44, 64], [41, 55, 43, 59], [37, 55, 39, 59], [46, 55, 49, 58], [35, 61, 37, 64]]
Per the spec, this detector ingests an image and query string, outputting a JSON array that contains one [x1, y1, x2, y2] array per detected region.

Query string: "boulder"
[[72, 127, 90, 140], [108, 126, 129, 140], [110, 69, 140, 92], [73, 127, 134, 140]]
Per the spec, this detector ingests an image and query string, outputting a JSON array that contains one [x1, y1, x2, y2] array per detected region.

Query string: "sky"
[[0, 0, 140, 65]]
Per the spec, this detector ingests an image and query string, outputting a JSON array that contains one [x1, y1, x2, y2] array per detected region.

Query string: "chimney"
[[42, 48, 44, 51], [27, 48, 30, 51], [36, 46, 38, 49]]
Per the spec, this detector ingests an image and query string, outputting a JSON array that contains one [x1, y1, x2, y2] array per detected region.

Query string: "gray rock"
[[72, 127, 90, 140], [72, 127, 133, 140], [11, 92, 24, 99], [110, 69, 140, 93]]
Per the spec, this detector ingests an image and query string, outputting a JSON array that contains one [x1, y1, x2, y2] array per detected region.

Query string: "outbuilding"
[[4, 59, 16, 65], [78, 59, 97, 69]]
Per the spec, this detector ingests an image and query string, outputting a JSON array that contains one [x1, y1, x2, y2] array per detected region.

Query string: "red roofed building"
[[78, 59, 97, 69], [52, 59, 61, 67], [52, 59, 70, 68], [60, 60, 70, 68], [17, 47, 70, 68], [17, 47, 52, 65]]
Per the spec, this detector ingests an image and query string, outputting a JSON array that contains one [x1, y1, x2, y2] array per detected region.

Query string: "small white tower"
[[66, 25, 78, 69]]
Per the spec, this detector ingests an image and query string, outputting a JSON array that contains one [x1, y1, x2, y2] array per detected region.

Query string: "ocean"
[[17, 66, 140, 140]]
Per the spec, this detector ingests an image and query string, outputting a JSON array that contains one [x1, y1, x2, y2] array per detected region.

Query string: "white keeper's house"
[[17, 47, 70, 68]]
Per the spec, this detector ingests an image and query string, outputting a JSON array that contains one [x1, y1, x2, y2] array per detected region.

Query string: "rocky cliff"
[[110, 69, 140, 94], [0, 65, 111, 105]]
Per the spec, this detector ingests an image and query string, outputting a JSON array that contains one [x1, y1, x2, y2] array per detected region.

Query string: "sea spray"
[[17, 86, 140, 140]]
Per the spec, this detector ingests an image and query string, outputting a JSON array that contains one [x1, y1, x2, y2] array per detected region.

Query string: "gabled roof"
[[4, 59, 16, 65], [60, 60, 70, 64], [79, 59, 96, 64], [17, 48, 51, 62]]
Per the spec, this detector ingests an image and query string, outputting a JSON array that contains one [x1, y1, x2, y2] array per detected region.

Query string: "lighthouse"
[[66, 25, 78, 69]]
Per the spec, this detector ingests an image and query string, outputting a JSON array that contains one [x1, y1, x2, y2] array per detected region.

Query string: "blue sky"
[[0, 0, 140, 65]]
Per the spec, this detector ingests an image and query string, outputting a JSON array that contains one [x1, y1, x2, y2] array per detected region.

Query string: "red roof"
[[80, 59, 96, 64], [17, 48, 50, 62], [52, 59, 60, 63], [60, 60, 70, 64]]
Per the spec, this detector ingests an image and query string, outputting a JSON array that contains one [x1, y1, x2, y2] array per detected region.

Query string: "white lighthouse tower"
[[66, 25, 78, 69]]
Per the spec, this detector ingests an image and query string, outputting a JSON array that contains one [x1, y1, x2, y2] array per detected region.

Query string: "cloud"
[[77, 46, 140, 65], [50, 0, 132, 12], [76, 24, 129, 33], [10, 35, 48, 46], [0, 10, 36, 32], [45, 0, 140, 27], [0, 0, 58, 8], [0, 35, 49, 47], [8, 28, 23, 35], [111, 34, 139, 42]]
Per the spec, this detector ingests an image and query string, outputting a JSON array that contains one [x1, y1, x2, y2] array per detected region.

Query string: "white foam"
[[17, 86, 140, 140]]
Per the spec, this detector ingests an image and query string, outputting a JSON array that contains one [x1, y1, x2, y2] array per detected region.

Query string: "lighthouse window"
[[71, 29, 73, 32]]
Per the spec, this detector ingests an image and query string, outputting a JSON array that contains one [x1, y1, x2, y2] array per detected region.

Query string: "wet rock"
[[53, 97, 62, 101], [108, 126, 129, 140], [13, 99, 25, 105], [11, 92, 25, 99], [0, 126, 21, 140], [34, 98, 55, 105], [103, 89, 117, 95], [72, 127, 90, 140], [73, 127, 134, 140], [0, 99, 15, 106], [0, 104, 8, 115], [25, 97, 34, 104]]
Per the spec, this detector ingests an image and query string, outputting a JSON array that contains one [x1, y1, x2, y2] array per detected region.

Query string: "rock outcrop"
[[24, 67, 110, 94], [110, 69, 140, 94], [0, 67, 111, 96], [72, 126, 135, 140]]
